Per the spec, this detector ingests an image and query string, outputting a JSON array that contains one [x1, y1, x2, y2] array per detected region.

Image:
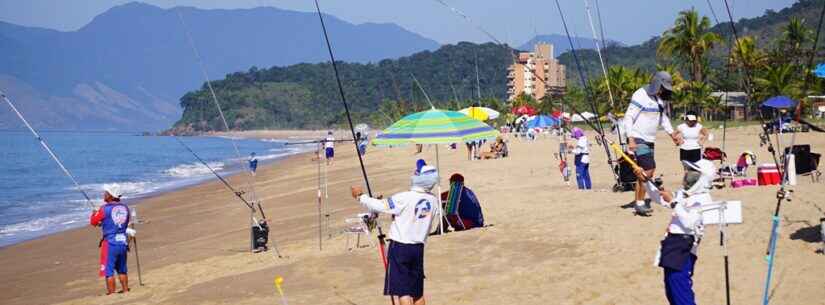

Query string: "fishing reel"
[[776, 189, 793, 201], [759, 132, 770, 148], [653, 175, 664, 189]]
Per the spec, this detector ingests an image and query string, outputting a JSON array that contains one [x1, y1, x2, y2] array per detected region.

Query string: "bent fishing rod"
[[2, 90, 96, 210], [719, 1, 812, 304], [174, 136, 283, 257], [432, 0, 620, 183], [313, 3, 392, 304]]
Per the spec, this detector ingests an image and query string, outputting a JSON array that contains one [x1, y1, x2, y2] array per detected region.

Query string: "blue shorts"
[[632, 138, 656, 170], [385, 241, 425, 298], [325, 147, 334, 159], [100, 242, 128, 277]]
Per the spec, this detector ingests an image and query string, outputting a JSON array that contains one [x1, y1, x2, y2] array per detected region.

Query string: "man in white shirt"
[[623, 71, 682, 216], [350, 165, 440, 305], [324, 131, 335, 166]]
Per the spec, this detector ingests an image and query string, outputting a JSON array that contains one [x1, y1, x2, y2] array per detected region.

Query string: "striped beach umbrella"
[[372, 108, 499, 146], [460, 106, 500, 121]]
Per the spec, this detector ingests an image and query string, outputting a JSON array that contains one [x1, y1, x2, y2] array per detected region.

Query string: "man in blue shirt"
[[90, 186, 134, 295]]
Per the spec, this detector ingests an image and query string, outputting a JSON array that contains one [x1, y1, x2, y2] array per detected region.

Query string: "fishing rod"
[[174, 5, 268, 253], [553, 0, 619, 182], [583, 0, 615, 109], [719, 1, 795, 304], [411, 73, 436, 109], [175, 136, 284, 256], [593, 0, 610, 67], [312, 2, 391, 304], [1, 90, 96, 210]]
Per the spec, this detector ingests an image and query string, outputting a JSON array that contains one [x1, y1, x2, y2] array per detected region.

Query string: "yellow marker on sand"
[[274, 276, 288, 305]]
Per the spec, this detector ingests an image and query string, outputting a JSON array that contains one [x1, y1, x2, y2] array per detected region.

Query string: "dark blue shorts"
[[632, 138, 656, 170], [325, 147, 334, 159], [102, 242, 128, 277], [384, 241, 425, 298]]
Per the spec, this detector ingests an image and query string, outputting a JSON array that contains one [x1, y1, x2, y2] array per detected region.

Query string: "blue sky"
[[0, 0, 797, 45]]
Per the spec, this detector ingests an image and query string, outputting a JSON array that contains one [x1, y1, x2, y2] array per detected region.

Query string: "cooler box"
[[757, 164, 781, 185]]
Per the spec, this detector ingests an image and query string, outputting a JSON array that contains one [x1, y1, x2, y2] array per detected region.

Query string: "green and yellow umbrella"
[[372, 108, 499, 146]]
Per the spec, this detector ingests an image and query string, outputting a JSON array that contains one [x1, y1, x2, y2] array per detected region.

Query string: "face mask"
[[659, 88, 673, 101], [682, 171, 701, 192]]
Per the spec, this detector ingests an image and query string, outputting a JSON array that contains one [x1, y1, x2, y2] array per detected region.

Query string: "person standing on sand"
[[635, 159, 714, 305], [673, 111, 708, 163], [569, 127, 591, 190], [623, 71, 682, 216], [350, 165, 440, 305], [90, 186, 135, 295], [324, 131, 335, 166]]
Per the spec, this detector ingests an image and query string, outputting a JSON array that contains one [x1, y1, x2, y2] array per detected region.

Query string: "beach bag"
[[703, 147, 726, 161]]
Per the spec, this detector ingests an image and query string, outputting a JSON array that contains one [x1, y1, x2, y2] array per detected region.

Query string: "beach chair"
[[703, 147, 726, 161], [343, 213, 373, 251], [442, 178, 467, 231]]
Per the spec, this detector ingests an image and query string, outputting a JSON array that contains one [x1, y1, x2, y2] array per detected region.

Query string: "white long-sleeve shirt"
[[666, 191, 708, 236], [358, 188, 439, 244], [623, 88, 674, 143]]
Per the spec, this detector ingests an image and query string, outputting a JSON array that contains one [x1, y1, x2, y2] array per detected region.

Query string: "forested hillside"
[[172, 42, 512, 132]]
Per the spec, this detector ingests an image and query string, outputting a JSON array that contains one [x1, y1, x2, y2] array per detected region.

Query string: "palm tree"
[[731, 36, 767, 81], [781, 17, 812, 65], [754, 63, 802, 102], [658, 9, 721, 83]]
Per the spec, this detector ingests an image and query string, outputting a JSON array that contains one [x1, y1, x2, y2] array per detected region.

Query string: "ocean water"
[[0, 131, 310, 247]]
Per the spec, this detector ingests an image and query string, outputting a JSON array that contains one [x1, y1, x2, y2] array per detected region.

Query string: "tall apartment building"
[[507, 43, 566, 101]]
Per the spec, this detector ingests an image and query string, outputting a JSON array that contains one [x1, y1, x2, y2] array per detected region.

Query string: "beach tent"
[[815, 63, 825, 78], [512, 105, 537, 116], [526, 115, 559, 129], [761, 96, 797, 109], [571, 112, 595, 122]]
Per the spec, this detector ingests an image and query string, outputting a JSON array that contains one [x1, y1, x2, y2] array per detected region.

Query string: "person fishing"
[[569, 127, 592, 190], [673, 111, 708, 163], [623, 71, 682, 216], [324, 131, 335, 166], [90, 186, 135, 295], [350, 165, 440, 305], [636, 159, 715, 305]]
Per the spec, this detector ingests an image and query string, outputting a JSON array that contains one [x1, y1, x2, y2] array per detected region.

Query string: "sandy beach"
[[1, 126, 823, 305]]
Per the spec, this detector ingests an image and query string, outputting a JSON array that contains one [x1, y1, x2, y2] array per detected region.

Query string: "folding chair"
[[441, 179, 466, 231], [343, 213, 373, 251]]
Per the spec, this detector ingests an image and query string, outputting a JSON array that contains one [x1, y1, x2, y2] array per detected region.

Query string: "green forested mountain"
[[174, 0, 825, 132], [172, 42, 511, 132]]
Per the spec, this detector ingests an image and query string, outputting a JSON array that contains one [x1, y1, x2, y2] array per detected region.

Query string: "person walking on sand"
[[350, 165, 440, 305], [569, 127, 591, 190], [673, 111, 708, 163], [90, 185, 135, 295], [623, 71, 682, 216], [324, 131, 335, 166]]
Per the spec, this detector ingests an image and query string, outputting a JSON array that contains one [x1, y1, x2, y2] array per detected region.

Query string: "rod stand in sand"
[[130, 208, 144, 286]]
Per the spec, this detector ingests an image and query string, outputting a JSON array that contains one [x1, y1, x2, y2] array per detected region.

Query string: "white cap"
[[103, 183, 122, 198], [686, 114, 697, 121]]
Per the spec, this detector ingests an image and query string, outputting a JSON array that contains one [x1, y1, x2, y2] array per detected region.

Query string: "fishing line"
[[720, 1, 796, 304], [1, 90, 95, 209], [593, 0, 610, 67], [583, 0, 616, 109], [312, 3, 391, 304], [553, 0, 618, 180], [411, 73, 436, 109], [173, 4, 265, 219]]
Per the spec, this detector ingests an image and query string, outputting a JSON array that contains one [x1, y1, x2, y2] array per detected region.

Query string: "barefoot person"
[[350, 165, 440, 305], [623, 71, 682, 216], [90, 186, 135, 295], [636, 159, 715, 305]]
